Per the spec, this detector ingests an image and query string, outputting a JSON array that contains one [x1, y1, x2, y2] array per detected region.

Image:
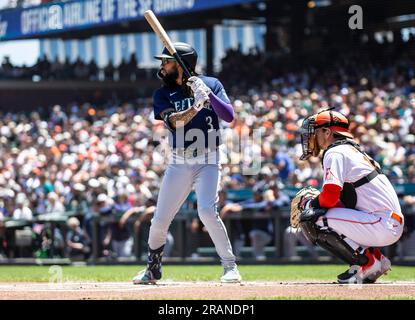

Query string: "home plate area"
[[0, 281, 415, 300]]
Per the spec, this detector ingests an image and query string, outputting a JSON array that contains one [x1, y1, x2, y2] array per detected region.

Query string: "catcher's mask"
[[300, 109, 352, 160], [300, 115, 319, 161]]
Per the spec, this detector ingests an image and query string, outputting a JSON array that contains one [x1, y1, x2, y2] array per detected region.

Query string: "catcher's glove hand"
[[290, 186, 320, 228]]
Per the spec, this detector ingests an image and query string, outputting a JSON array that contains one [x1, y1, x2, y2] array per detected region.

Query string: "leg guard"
[[300, 210, 368, 266], [147, 245, 164, 280]]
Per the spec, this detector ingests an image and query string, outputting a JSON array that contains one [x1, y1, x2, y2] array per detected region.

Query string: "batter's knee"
[[149, 216, 170, 234], [197, 206, 217, 223]]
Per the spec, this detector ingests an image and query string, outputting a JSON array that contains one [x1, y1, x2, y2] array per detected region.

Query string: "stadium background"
[[0, 0, 415, 270]]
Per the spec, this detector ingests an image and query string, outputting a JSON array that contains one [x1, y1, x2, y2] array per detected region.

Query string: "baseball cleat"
[[364, 249, 391, 283], [133, 268, 160, 285], [133, 245, 164, 285], [220, 266, 242, 283], [337, 250, 382, 284]]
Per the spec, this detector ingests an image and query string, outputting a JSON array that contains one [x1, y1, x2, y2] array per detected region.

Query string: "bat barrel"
[[144, 10, 193, 78]]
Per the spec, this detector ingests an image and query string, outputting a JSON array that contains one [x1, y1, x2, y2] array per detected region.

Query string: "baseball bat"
[[144, 10, 193, 78]]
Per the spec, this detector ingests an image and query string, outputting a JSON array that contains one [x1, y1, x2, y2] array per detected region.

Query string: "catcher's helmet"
[[313, 110, 353, 139], [154, 42, 198, 72], [300, 109, 353, 160]]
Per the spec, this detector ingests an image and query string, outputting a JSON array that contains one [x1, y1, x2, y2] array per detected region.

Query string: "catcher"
[[291, 109, 404, 284]]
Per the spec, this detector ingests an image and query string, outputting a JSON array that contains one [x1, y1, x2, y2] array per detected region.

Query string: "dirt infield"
[[1, 281, 415, 300]]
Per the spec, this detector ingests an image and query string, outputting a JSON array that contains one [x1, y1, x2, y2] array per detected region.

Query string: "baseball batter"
[[291, 109, 404, 284], [133, 42, 241, 284]]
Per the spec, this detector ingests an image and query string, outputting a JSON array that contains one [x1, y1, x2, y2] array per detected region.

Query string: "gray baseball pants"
[[148, 152, 236, 268]]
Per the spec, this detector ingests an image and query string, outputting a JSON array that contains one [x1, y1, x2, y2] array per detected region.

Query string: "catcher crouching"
[[291, 109, 404, 284]]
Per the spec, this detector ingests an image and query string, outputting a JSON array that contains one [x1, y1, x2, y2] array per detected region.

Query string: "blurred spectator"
[[274, 148, 295, 183], [50, 57, 64, 80], [104, 60, 115, 81], [62, 58, 74, 79], [13, 194, 33, 220], [88, 59, 99, 81], [0, 210, 5, 259], [66, 183, 89, 215], [396, 195, 415, 258], [265, 181, 290, 208], [36, 223, 65, 258], [1, 56, 13, 77], [118, 58, 129, 81], [82, 193, 114, 257], [0, 197, 10, 217], [66, 217, 91, 260], [127, 53, 139, 81], [95, 194, 114, 216], [50, 105, 68, 129], [0, 54, 148, 82], [104, 218, 134, 259], [45, 192, 65, 215], [114, 191, 132, 213]]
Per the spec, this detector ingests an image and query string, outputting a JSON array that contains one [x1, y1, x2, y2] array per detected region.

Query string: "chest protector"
[[322, 139, 383, 209]]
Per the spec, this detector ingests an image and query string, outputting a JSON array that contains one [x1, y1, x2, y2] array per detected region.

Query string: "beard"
[[158, 66, 180, 88]]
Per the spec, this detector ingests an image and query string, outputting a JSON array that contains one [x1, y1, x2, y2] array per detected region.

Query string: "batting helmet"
[[154, 42, 198, 72]]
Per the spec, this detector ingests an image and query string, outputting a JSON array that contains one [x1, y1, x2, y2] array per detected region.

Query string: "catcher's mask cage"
[[300, 115, 317, 161]]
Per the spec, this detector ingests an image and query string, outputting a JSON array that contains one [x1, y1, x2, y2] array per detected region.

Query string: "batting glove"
[[187, 76, 211, 95], [192, 88, 210, 111]]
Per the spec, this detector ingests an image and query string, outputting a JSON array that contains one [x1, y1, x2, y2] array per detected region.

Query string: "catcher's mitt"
[[290, 186, 320, 228]]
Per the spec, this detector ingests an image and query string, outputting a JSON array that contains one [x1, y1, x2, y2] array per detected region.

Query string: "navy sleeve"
[[211, 79, 231, 104], [153, 89, 174, 120]]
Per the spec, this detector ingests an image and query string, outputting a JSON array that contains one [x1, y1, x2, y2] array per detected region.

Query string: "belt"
[[173, 147, 218, 158], [391, 212, 403, 225]]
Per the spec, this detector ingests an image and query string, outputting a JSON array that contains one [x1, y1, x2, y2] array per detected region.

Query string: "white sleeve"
[[13, 209, 20, 220], [322, 151, 345, 188], [25, 208, 33, 220]]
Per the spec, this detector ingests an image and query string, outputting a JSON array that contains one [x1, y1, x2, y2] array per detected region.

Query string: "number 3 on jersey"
[[206, 116, 214, 132]]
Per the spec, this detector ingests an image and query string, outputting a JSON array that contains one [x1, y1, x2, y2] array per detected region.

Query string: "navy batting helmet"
[[154, 42, 198, 72]]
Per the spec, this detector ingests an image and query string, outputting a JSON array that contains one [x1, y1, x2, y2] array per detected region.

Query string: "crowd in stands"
[[1, 37, 415, 261], [0, 55, 149, 82], [219, 37, 415, 186]]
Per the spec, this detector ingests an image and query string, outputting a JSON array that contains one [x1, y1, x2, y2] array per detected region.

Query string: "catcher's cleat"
[[133, 268, 160, 285], [337, 249, 381, 284], [364, 248, 391, 284], [220, 266, 242, 283]]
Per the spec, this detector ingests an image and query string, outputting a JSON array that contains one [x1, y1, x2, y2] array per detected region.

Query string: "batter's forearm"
[[209, 92, 234, 122], [169, 107, 198, 129]]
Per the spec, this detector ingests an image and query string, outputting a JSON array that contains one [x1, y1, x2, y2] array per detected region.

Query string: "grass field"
[[0, 265, 414, 283]]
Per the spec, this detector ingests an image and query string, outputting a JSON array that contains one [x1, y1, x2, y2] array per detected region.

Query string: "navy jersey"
[[153, 75, 230, 150]]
